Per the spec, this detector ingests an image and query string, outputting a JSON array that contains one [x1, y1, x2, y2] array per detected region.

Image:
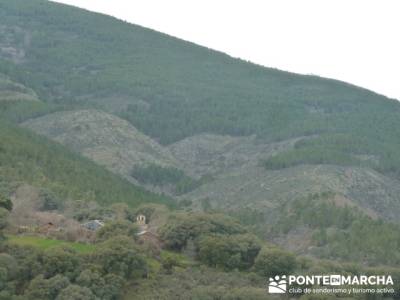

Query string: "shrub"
[[254, 247, 296, 277], [160, 213, 246, 251], [95, 221, 138, 242], [198, 234, 262, 271]]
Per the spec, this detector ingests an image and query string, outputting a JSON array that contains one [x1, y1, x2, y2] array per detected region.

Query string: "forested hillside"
[[1, 0, 400, 298], [0, 120, 174, 207], [0, 73, 173, 208], [1, 0, 400, 183]]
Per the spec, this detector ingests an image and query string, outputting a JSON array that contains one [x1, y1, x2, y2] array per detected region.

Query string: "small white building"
[[136, 214, 146, 226], [135, 214, 148, 235]]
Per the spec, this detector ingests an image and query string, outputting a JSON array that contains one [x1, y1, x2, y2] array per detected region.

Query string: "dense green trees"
[[0, 195, 12, 212], [42, 247, 80, 279], [131, 165, 187, 186], [0, 199, 149, 299], [270, 193, 400, 266], [326, 219, 400, 265], [95, 221, 138, 242], [2, 0, 400, 183], [0, 236, 147, 299], [161, 213, 263, 273], [131, 164, 211, 195], [0, 203, 398, 299], [93, 236, 147, 279], [0, 1, 399, 298], [0, 194, 12, 241], [191, 286, 268, 300], [0, 100, 58, 123], [0, 209, 9, 241], [263, 131, 400, 178], [160, 213, 246, 251], [254, 247, 297, 277], [26, 274, 70, 300], [39, 190, 63, 211], [198, 234, 262, 270], [76, 270, 124, 300], [0, 121, 175, 208], [55, 285, 95, 300], [0, 254, 17, 297], [160, 252, 182, 274]]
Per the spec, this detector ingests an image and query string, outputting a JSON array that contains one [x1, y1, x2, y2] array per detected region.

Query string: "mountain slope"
[[23, 112, 400, 223], [183, 164, 400, 221], [22, 109, 180, 181], [0, 120, 174, 207], [0, 73, 38, 102], [167, 133, 300, 178], [0, 0, 399, 220], [1, 0, 400, 182], [0, 0, 400, 279]]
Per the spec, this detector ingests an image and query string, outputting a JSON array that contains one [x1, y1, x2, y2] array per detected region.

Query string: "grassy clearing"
[[7, 235, 96, 253]]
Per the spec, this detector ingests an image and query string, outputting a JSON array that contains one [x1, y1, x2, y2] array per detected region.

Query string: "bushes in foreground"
[[0, 236, 147, 299]]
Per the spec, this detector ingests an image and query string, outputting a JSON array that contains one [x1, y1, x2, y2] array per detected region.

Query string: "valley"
[[0, 0, 399, 299]]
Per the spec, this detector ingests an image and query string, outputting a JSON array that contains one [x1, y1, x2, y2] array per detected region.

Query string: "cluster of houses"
[[81, 214, 159, 242], [81, 214, 147, 233], [17, 213, 160, 248]]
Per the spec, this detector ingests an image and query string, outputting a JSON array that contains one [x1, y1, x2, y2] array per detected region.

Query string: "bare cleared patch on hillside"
[[184, 164, 400, 222], [168, 134, 301, 178], [0, 25, 30, 63], [22, 109, 181, 181]]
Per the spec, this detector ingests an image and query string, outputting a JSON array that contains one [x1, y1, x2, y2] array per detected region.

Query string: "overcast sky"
[[52, 0, 400, 100]]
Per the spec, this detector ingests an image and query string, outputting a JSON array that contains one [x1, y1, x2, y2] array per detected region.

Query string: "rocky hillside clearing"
[[22, 109, 180, 182], [22, 110, 400, 223]]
